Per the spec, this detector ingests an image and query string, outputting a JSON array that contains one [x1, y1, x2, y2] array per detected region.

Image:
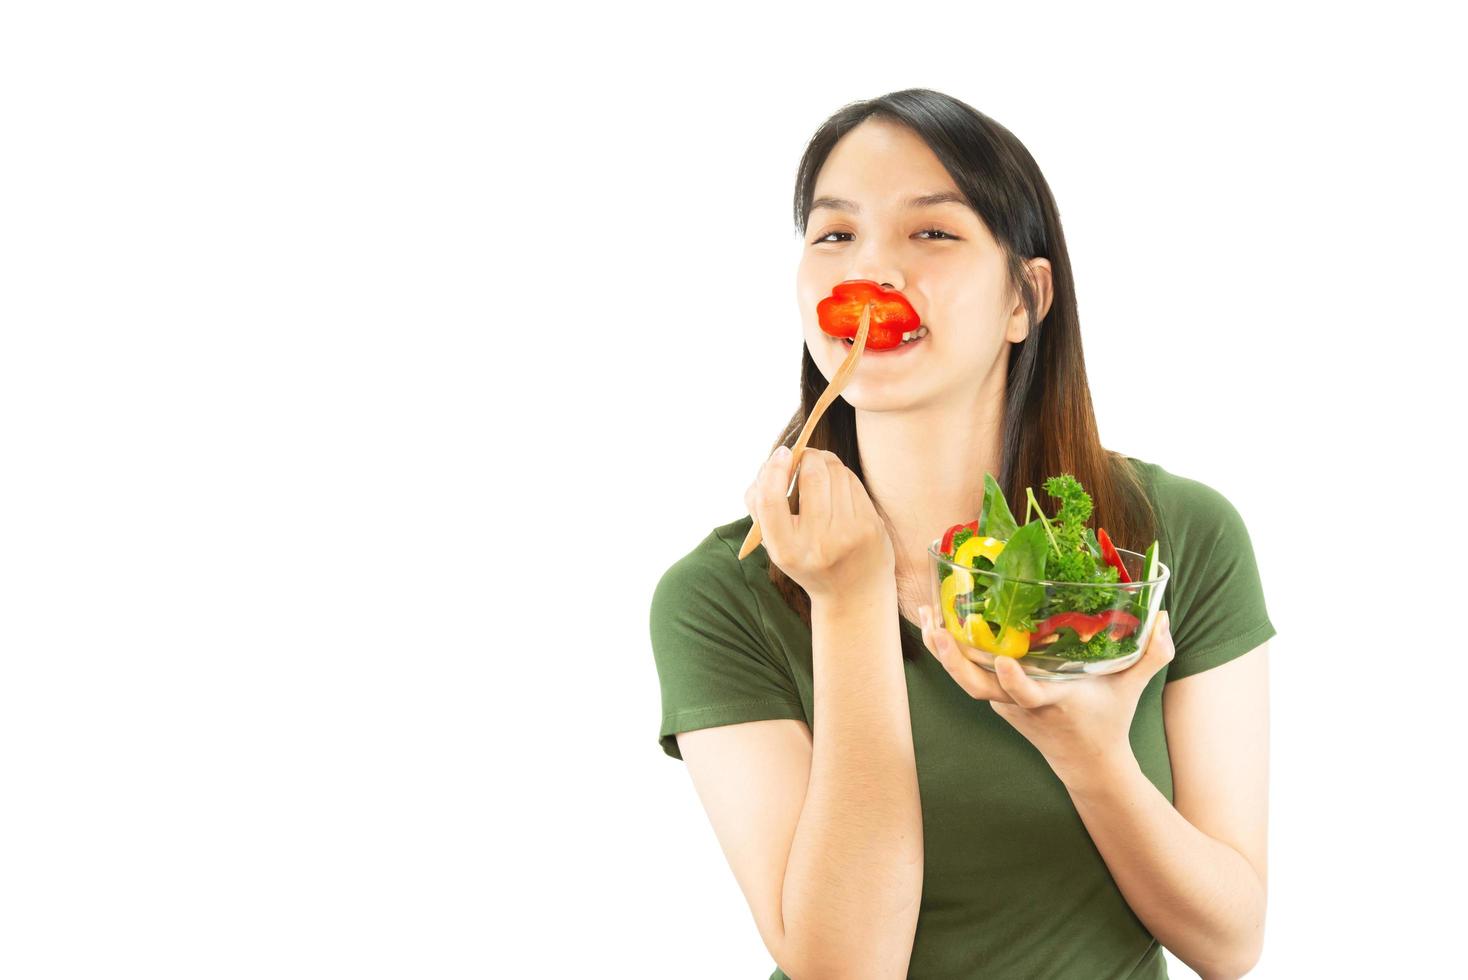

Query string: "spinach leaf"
[[982, 519, 1048, 631], [979, 472, 1019, 540]]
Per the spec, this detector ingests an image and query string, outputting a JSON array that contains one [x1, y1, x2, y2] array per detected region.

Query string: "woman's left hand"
[[917, 606, 1175, 783]]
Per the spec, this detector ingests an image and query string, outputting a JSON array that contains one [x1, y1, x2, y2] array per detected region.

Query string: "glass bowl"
[[927, 537, 1171, 680]]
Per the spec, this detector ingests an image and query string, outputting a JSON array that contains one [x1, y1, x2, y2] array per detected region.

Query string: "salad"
[[935, 472, 1161, 663]]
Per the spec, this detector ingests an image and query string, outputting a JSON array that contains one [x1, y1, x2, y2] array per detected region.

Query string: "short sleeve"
[[649, 529, 806, 761], [1160, 478, 1277, 683]]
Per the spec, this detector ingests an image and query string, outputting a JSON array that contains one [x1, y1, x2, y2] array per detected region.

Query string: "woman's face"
[[797, 118, 1033, 410]]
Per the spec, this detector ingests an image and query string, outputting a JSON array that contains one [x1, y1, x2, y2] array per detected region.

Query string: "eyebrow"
[[809, 191, 972, 214]]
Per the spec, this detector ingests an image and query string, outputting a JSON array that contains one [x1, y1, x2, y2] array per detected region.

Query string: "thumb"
[[1143, 610, 1176, 676]]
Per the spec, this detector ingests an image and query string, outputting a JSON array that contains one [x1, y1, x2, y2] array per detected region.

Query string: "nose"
[[849, 234, 905, 292], [849, 261, 903, 293], [850, 273, 903, 293]]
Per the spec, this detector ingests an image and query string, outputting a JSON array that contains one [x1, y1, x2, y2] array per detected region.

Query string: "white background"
[[2, 1, 1462, 976]]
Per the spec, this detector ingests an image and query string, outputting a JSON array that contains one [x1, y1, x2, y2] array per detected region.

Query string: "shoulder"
[[649, 516, 803, 761], [654, 514, 759, 582], [1123, 457, 1275, 681], [1123, 456, 1257, 552], [650, 515, 764, 625]]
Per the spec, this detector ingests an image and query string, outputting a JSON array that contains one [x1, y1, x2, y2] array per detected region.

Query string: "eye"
[[810, 229, 960, 244]]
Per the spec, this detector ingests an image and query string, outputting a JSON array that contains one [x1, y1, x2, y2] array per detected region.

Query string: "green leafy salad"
[[936, 473, 1161, 662]]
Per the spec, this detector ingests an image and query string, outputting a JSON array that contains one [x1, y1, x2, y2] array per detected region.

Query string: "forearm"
[[1063, 754, 1265, 979], [779, 584, 924, 980]]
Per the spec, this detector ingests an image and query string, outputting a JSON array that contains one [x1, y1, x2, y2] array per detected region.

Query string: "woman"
[[649, 89, 1274, 979]]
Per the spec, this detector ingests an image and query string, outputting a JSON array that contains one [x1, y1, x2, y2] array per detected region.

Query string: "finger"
[[918, 605, 1016, 704], [844, 464, 864, 521], [750, 447, 796, 557], [824, 453, 855, 528], [991, 652, 1054, 709], [793, 448, 831, 541], [848, 472, 883, 535], [745, 446, 785, 515], [1142, 610, 1176, 676], [1112, 609, 1175, 694]]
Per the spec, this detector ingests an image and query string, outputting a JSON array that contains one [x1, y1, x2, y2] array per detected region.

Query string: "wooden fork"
[[737, 303, 872, 560]]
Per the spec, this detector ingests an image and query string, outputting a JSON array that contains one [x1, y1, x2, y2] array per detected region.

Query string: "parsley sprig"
[[1025, 473, 1118, 614]]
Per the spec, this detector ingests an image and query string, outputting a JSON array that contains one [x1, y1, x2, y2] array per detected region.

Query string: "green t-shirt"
[[649, 456, 1276, 979]]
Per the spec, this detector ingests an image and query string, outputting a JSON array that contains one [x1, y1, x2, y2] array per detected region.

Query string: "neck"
[[854, 362, 1008, 601]]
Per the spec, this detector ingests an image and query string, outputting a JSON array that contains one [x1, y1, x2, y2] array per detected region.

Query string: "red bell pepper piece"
[[940, 519, 980, 555], [1030, 609, 1141, 645], [1096, 527, 1132, 583], [1097, 609, 1141, 639], [816, 280, 921, 351], [1031, 611, 1106, 643]]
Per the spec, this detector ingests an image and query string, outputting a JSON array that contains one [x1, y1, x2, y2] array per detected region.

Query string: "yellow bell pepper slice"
[[942, 535, 1028, 655], [940, 566, 973, 634], [953, 534, 1005, 569], [965, 616, 1031, 658]]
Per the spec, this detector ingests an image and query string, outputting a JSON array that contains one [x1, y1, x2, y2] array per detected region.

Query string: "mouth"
[[839, 324, 929, 353]]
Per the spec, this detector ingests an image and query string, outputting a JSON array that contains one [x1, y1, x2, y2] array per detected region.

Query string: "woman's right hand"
[[744, 446, 895, 602]]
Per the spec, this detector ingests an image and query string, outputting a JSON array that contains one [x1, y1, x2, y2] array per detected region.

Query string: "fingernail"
[[775, 445, 791, 460]]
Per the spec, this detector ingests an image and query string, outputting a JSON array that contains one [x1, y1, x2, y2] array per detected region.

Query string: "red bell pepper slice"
[[1031, 611, 1105, 643], [816, 280, 921, 351], [940, 519, 980, 555], [1030, 609, 1141, 645], [1097, 609, 1141, 639], [1096, 527, 1132, 583]]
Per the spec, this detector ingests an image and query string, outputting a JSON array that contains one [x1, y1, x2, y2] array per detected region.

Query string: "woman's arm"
[[779, 581, 924, 980], [676, 582, 923, 979], [1064, 643, 1270, 980]]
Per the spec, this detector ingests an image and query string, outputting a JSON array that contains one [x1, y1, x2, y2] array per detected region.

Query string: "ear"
[[1027, 258, 1054, 323], [1006, 257, 1054, 343]]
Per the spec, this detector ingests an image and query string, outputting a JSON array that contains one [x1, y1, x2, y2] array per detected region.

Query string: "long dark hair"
[[767, 88, 1158, 662]]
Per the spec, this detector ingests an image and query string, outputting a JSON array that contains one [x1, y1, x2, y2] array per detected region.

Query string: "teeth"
[[842, 324, 928, 346]]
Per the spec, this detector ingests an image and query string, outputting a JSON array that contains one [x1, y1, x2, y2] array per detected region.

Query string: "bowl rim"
[[928, 538, 1171, 589]]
